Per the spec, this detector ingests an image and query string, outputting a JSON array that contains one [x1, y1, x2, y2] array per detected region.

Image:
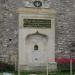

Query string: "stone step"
[[28, 66, 47, 71]]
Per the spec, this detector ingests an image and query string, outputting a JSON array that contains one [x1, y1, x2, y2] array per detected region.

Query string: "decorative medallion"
[[33, 1, 42, 7]]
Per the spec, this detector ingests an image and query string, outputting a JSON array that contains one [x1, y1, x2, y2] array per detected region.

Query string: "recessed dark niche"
[[9, 39, 12, 41], [35, 58, 38, 60], [34, 45, 38, 50]]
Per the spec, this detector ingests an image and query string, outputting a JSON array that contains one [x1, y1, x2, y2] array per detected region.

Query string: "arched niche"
[[25, 31, 48, 65]]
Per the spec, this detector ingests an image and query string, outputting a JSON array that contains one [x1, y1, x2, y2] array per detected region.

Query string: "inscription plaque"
[[23, 19, 51, 28]]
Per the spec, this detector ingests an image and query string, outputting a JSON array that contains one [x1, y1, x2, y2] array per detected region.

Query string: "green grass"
[[1, 70, 74, 75], [20, 70, 47, 75], [19, 70, 72, 75]]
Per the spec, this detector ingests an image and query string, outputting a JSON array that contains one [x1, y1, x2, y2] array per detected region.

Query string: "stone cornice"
[[17, 8, 57, 15]]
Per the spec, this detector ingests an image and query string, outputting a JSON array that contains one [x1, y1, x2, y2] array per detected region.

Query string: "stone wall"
[[0, 0, 75, 63]]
